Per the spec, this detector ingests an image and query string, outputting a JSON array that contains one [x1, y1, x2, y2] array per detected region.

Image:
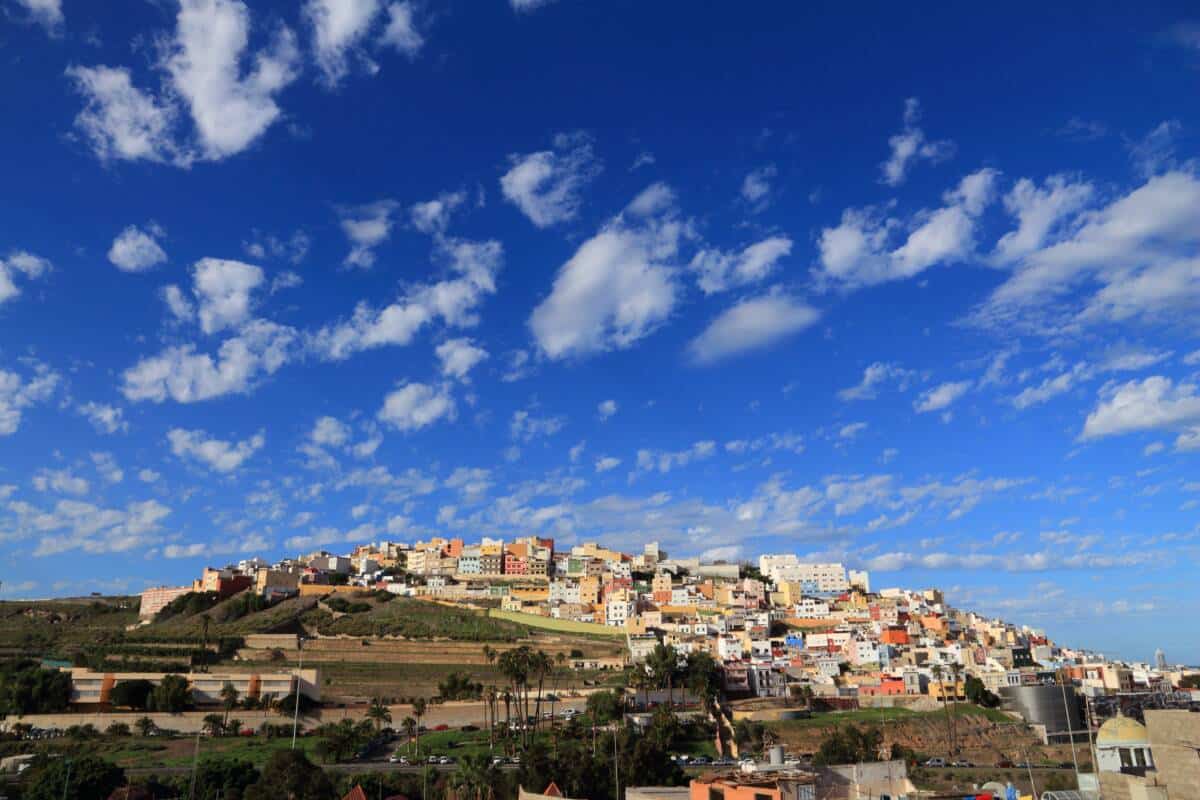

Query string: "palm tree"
[[220, 681, 239, 729], [367, 696, 392, 732], [932, 663, 951, 753], [412, 697, 427, 756], [501, 688, 514, 752], [483, 686, 497, 751], [199, 613, 212, 673], [949, 663, 962, 755], [531, 650, 552, 733], [454, 752, 499, 800], [402, 716, 417, 754]]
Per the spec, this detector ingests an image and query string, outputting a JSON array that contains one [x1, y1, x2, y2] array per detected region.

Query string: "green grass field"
[[765, 703, 1012, 732]]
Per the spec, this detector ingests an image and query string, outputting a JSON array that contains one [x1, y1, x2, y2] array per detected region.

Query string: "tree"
[[243, 750, 334, 800], [314, 719, 373, 764], [219, 681, 240, 729], [109, 679, 154, 711], [453, 751, 502, 800], [367, 696, 392, 731], [412, 697, 427, 756], [148, 674, 192, 712], [647, 644, 680, 708], [106, 721, 132, 737], [402, 716, 417, 753], [965, 674, 1000, 708], [191, 757, 259, 800], [813, 724, 883, 766], [22, 755, 125, 800], [586, 689, 622, 724], [484, 685, 498, 750], [203, 713, 227, 736], [135, 716, 156, 737], [684, 651, 722, 710], [0, 660, 72, 716]]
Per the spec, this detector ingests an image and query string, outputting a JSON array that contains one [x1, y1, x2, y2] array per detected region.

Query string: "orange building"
[[880, 626, 910, 645], [689, 771, 815, 800]]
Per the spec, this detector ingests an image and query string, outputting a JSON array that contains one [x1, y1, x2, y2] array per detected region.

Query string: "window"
[[709, 789, 724, 800], [1134, 749, 1146, 768], [755, 793, 773, 800], [1119, 748, 1133, 768]]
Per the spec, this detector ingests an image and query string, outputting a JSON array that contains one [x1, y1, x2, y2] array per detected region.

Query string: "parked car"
[[997, 760, 1014, 768], [389, 754, 410, 765], [433, 724, 449, 732], [492, 756, 506, 766], [427, 755, 440, 764], [951, 760, 973, 768], [461, 725, 479, 732], [925, 758, 947, 767], [438, 756, 453, 765], [690, 757, 710, 766]]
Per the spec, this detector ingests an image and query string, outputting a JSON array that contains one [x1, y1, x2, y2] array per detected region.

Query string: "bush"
[[106, 722, 132, 737], [147, 674, 192, 712], [155, 591, 220, 622], [0, 660, 72, 715], [21, 754, 124, 800], [437, 671, 483, 700], [110, 679, 154, 710]]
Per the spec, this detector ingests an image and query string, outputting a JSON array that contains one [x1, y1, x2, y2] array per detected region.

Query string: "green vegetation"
[[155, 591, 221, 621], [109, 679, 154, 710], [812, 724, 883, 765], [19, 754, 125, 800], [311, 597, 531, 640], [438, 671, 483, 700], [0, 660, 72, 716], [244, 750, 334, 800], [965, 674, 1002, 708], [147, 673, 192, 712], [488, 609, 625, 637], [324, 596, 372, 614], [765, 702, 1010, 733]]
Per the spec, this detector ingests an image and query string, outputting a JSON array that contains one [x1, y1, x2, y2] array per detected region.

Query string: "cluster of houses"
[[139, 539, 1199, 719]]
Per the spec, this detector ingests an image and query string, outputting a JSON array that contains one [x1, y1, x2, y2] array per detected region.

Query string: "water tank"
[[769, 745, 785, 765]]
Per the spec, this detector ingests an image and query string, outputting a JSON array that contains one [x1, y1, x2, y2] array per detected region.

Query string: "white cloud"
[[15, 497, 172, 557], [338, 199, 399, 268], [1128, 120, 1181, 178], [78, 402, 128, 434], [310, 237, 502, 360], [817, 169, 997, 288], [0, 251, 52, 306], [65, 66, 180, 164], [688, 292, 820, 365], [1080, 376, 1200, 450], [311, 416, 351, 447], [107, 225, 167, 272], [122, 319, 297, 403], [168, 427, 265, 473], [839, 422, 868, 440], [993, 175, 1093, 264], [162, 285, 195, 322], [977, 171, 1200, 332], [598, 399, 617, 421], [880, 97, 955, 186], [66, 0, 300, 165], [500, 132, 601, 228], [838, 362, 914, 401], [529, 183, 687, 359], [381, 2, 423, 56], [595, 456, 621, 473], [436, 337, 488, 381], [741, 164, 777, 210], [510, 0, 557, 12], [378, 382, 456, 431], [689, 236, 792, 294], [32, 468, 90, 496], [914, 380, 971, 413], [511, 409, 565, 442], [192, 258, 265, 333], [635, 441, 716, 475], [138, 469, 160, 483], [244, 229, 310, 264], [411, 191, 466, 234], [165, 0, 301, 161], [305, 0, 381, 86], [12, 0, 63, 31], [0, 364, 59, 436], [91, 452, 124, 484], [1011, 351, 1169, 410]]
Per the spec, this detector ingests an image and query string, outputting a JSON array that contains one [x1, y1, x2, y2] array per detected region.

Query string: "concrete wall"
[[488, 608, 627, 637], [1145, 710, 1200, 800]]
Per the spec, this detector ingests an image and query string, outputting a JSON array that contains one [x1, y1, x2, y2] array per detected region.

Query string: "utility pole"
[[60, 759, 72, 800], [613, 724, 620, 800], [1058, 669, 1080, 789], [292, 636, 305, 749]]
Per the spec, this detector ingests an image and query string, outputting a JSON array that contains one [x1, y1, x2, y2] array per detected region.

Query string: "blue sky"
[[2, 0, 1199, 663]]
